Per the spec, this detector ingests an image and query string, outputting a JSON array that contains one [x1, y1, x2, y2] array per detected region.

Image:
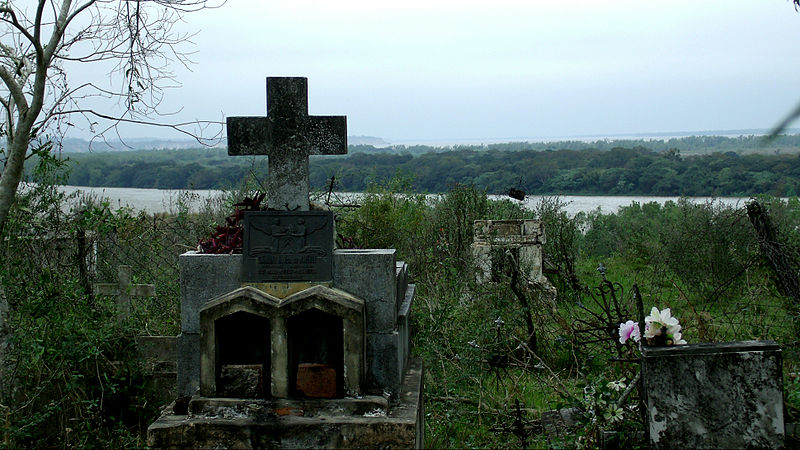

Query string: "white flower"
[[671, 331, 687, 345], [645, 307, 679, 328], [659, 308, 680, 327], [644, 322, 660, 339], [644, 306, 660, 325], [666, 324, 685, 344], [644, 306, 688, 345], [606, 380, 626, 392], [603, 406, 624, 423]]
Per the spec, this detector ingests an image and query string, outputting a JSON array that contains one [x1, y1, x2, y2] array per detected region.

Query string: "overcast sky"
[[72, 0, 800, 143]]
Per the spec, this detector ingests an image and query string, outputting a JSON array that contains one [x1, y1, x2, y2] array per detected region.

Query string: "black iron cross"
[[227, 77, 347, 211]]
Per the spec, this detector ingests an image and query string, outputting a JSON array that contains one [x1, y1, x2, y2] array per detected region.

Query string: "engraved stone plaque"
[[242, 211, 334, 282]]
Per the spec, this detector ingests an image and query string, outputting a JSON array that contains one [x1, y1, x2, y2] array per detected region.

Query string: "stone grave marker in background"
[[473, 219, 546, 283], [472, 219, 557, 301], [94, 265, 176, 404], [94, 265, 155, 319]]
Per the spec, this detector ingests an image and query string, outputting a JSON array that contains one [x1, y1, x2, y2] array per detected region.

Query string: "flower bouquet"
[[619, 307, 687, 347]]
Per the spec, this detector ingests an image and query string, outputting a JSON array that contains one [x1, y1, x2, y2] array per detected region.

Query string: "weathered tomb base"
[[148, 357, 423, 449], [473, 219, 546, 284], [177, 250, 414, 399], [642, 340, 784, 449]]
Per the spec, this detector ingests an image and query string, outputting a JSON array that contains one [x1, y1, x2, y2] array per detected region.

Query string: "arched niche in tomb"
[[198, 285, 365, 399], [288, 308, 343, 398], [215, 311, 271, 398], [199, 287, 280, 398], [278, 285, 365, 399]]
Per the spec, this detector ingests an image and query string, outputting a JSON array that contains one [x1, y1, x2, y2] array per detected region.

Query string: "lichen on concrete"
[[642, 340, 784, 449]]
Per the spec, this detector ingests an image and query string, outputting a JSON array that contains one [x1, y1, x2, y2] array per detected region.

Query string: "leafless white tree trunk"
[[0, 0, 222, 232]]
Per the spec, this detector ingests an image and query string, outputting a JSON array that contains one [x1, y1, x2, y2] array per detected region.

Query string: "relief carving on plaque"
[[242, 211, 334, 282]]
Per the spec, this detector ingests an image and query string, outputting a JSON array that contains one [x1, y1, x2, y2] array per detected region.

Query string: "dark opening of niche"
[[215, 312, 271, 398], [491, 247, 520, 282], [288, 308, 344, 398]]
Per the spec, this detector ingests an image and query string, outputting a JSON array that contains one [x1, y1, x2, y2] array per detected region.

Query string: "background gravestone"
[[94, 265, 155, 319], [642, 341, 784, 449]]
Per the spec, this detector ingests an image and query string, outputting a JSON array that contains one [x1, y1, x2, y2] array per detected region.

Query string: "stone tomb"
[[167, 249, 417, 400], [148, 251, 421, 448], [148, 77, 422, 449], [472, 219, 554, 288], [200, 284, 364, 399]]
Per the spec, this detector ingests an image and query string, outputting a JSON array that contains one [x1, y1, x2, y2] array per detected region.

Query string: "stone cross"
[[94, 265, 156, 319], [227, 77, 347, 211]]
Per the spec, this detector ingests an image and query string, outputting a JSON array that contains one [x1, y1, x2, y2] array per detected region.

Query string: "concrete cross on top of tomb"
[[226, 77, 347, 211]]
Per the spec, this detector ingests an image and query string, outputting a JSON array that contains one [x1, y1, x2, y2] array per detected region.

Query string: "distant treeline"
[[316, 147, 800, 196], [60, 138, 800, 196], [349, 134, 800, 156]]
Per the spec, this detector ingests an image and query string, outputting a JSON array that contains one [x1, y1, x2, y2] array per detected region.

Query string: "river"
[[47, 185, 757, 216]]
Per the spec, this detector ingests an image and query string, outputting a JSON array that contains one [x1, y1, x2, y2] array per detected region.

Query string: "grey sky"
[[71, 0, 800, 143]]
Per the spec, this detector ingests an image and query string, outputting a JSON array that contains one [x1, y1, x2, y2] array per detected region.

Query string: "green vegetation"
[[335, 182, 800, 448], [60, 135, 800, 196], [3, 157, 800, 447], [0, 156, 231, 448]]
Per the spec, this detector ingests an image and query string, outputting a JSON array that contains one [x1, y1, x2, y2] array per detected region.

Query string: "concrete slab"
[[148, 358, 424, 449], [642, 340, 784, 449], [180, 252, 242, 333], [333, 249, 397, 333]]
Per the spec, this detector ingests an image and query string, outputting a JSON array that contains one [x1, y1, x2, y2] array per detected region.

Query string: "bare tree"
[[0, 0, 222, 231]]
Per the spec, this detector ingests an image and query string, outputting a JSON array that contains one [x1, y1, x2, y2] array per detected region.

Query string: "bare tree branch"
[[766, 101, 800, 141], [32, 0, 48, 52], [0, 7, 41, 54], [0, 66, 27, 114], [0, 0, 225, 231], [60, 108, 224, 145], [65, 1, 98, 27]]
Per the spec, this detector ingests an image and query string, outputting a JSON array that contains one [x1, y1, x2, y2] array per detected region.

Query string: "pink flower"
[[618, 320, 641, 344]]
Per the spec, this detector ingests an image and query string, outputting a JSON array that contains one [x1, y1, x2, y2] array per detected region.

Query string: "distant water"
[[521, 195, 751, 216], [52, 185, 754, 216], [54, 185, 221, 214]]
